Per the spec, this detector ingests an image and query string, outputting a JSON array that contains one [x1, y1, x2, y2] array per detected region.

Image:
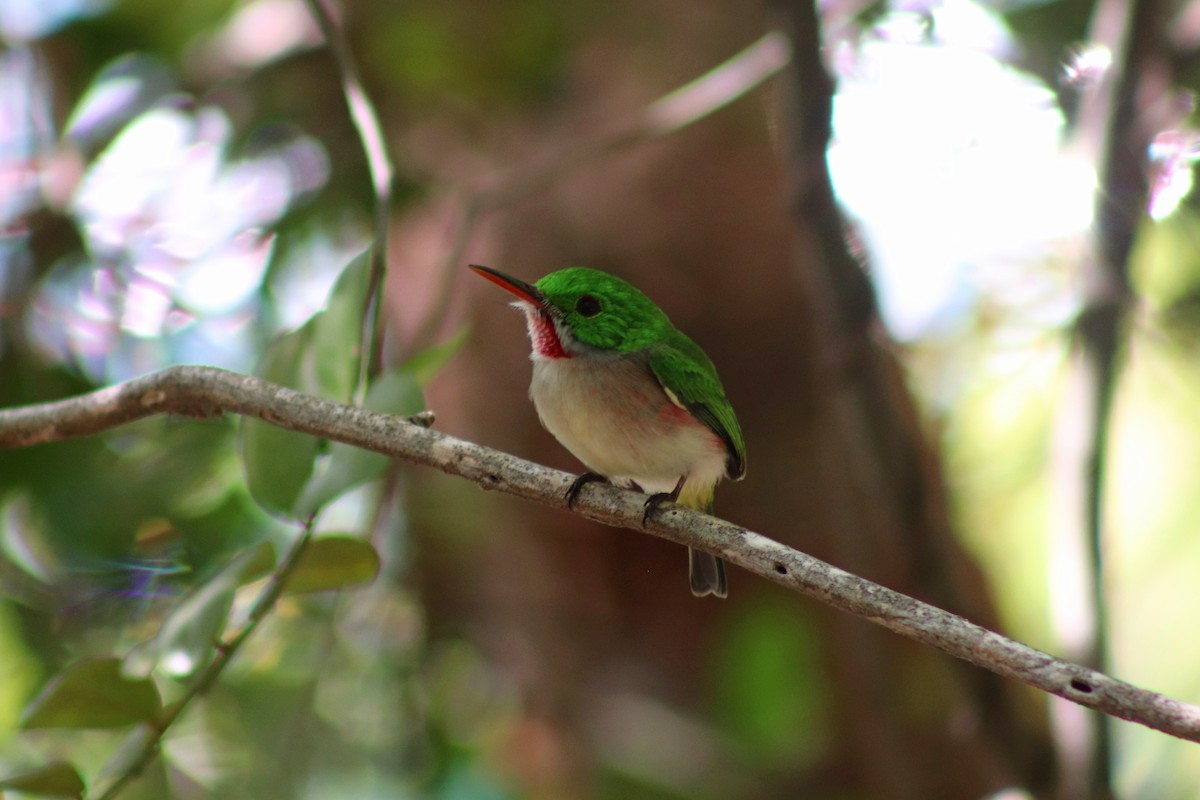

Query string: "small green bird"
[[470, 264, 746, 598]]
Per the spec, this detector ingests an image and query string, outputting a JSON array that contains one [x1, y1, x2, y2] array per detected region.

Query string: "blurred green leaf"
[[365, 366, 427, 416], [364, 1, 569, 106], [712, 600, 829, 767], [0, 761, 86, 797], [402, 327, 469, 386], [241, 325, 321, 516], [95, 723, 156, 787], [1132, 212, 1200, 310], [242, 249, 380, 518], [283, 536, 380, 595], [434, 757, 511, 800], [314, 246, 373, 403], [293, 369, 424, 517], [22, 658, 161, 730], [234, 539, 279, 585], [143, 542, 275, 679]]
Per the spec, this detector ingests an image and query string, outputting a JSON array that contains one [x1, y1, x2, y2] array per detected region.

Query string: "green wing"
[[646, 331, 746, 480]]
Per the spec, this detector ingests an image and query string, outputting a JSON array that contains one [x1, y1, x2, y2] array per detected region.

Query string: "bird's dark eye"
[[575, 294, 602, 317]]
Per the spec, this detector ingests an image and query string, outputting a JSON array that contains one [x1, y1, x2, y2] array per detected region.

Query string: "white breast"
[[528, 353, 728, 497]]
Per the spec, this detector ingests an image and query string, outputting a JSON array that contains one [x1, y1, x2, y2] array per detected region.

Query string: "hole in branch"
[[774, 563, 788, 575], [1069, 678, 1094, 694]]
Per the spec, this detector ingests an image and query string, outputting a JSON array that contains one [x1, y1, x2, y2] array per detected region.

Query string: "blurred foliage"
[[1, 0, 1200, 798], [711, 598, 829, 770]]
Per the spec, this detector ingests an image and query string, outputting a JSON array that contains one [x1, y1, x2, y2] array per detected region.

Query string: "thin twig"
[[91, 515, 317, 800], [408, 32, 792, 351], [2, 366, 1200, 745], [302, 0, 395, 392]]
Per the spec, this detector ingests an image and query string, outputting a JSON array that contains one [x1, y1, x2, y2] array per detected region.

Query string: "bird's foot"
[[641, 475, 687, 527], [641, 493, 674, 527], [565, 472, 609, 508]]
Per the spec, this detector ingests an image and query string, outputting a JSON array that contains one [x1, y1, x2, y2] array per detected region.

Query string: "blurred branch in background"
[[301, 0, 395, 390], [3, 365, 1200, 747], [408, 31, 792, 351], [93, 516, 317, 800]]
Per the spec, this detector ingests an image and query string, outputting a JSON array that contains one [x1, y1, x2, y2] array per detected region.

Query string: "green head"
[[470, 265, 672, 356]]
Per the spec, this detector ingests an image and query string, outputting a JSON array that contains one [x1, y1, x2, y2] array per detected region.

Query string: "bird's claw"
[[641, 492, 676, 527], [641, 475, 687, 527], [565, 472, 608, 508]]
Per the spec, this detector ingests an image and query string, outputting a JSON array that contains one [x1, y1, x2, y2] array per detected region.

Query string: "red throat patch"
[[524, 309, 572, 359]]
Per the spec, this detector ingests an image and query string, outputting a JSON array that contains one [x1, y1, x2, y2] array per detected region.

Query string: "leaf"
[[22, 658, 161, 730], [293, 369, 424, 517], [95, 724, 156, 785], [0, 762, 86, 797], [241, 325, 320, 516], [313, 247, 373, 403], [291, 445, 384, 522], [147, 542, 275, 679], [233, 539, 278, 585], [283, 536, 380, 595], [401, 327, 469, 386], [243, 250, 377, 517], [364, 367, 426, 417]]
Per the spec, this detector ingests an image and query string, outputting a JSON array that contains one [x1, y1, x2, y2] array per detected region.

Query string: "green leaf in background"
[[232, 539, 278, 585], [712, 599, 830, 768], [241, 324, 321, 516], [402, 327, 469, 386], [366, 365, 426, 417], [141, 542, 276, 679], [21, 658, 161, 730], [0, 761, 86, 797], [434, 757, 512, 800], [94, 723, 156, 788], [293, 368, 424, 517], [283, 535, 380, 595], [314, 246, 373, 403]]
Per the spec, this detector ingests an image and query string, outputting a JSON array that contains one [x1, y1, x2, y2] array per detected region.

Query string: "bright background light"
[[828, 3, 1094, 340]]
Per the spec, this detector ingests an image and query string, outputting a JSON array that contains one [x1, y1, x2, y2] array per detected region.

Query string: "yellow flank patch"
[[677, 479, 715, 510]]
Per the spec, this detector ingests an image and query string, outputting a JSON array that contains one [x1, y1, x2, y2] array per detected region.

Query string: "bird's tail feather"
[[681, 485, 727, 598], [688, 548, 727, 598]]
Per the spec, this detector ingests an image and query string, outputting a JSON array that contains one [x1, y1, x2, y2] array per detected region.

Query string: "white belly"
[[529, 354, 728, 498]]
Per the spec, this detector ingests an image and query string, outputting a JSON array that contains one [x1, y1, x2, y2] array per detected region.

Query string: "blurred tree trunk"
[[768, 1, 1056, 796]]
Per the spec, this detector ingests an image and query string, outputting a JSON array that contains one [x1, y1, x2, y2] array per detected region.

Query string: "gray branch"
[[2, 365, 1199, 744]]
